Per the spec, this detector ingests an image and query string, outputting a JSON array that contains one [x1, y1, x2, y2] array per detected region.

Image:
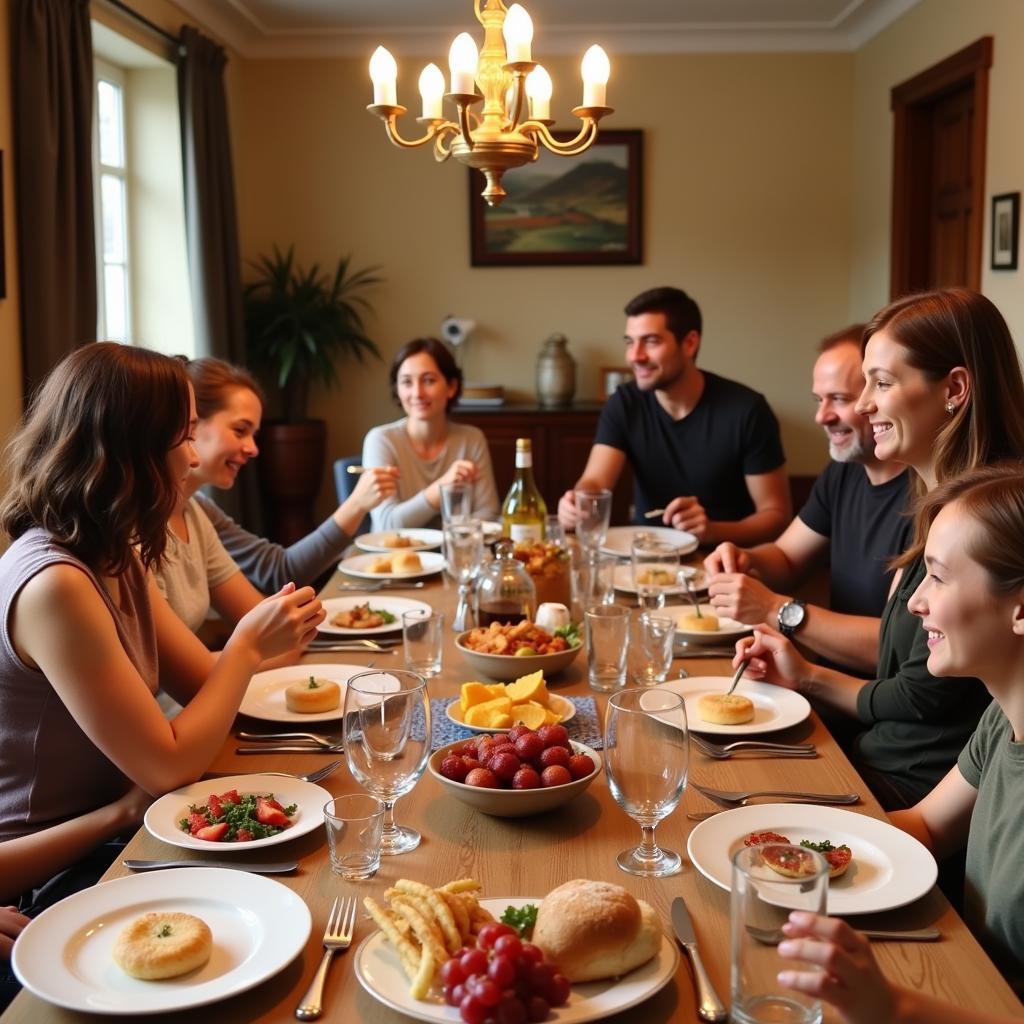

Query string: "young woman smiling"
[[777, 462, 1024, 1017], [362, 338, 499, 530], [734, 289, 1024, 809]]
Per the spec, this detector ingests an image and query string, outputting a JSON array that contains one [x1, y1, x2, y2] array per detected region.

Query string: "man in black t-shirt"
[[705, 327, 910, 674], [557, 287, 791, 546]]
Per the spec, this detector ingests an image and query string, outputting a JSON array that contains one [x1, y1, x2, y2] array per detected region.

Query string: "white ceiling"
[[172, 0, 921, 58]]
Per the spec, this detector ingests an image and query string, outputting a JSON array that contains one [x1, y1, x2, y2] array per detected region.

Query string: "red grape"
[[469, 976, 502, 1007], [488, 953, 517, 987], [567, 753, 594, 779], [459, 992, 488, 1024], [527, 962, 556, 995], [538, 745, 571, 770], [441, 958, 466, 986], [507, 724, 532, 743], [465, 767, 499, 788], [526, 994, 551, 1022], [537, 724, 569, 748], [493, 933, 523, 959], [460, 948, 488, 977], [545, 972, 571, 1006], [440, 755, 470, 782], [513, 732, 545, 760], [496, 997, 528, 1024], [541, 765, 572, 788], [461, 756, 483, 773], [490, 751, 522, 781], [477, 921, 516, 950], [512, 766, 541, 790]]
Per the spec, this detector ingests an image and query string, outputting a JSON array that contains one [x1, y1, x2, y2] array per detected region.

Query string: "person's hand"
[[663, 496, 709, 540], [0, 906, 30, 959], [110, 785, 153, 831], [350, 466, 399, 513], [438, 459, 479, 488], [231, 583, 324, 662], [777, 912, 899, 1024], [557, 490, 581, 529], [734, 625, 810, 691], [708, 574, 783, 626], [704, 542, 751, 575]]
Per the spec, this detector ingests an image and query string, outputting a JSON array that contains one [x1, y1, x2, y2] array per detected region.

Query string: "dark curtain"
[[11, 0, 96, 398], [178, 24, 259, 526]]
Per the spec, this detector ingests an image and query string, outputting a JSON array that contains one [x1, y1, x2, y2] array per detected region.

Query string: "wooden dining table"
[[4, 564, 1022, 1023]]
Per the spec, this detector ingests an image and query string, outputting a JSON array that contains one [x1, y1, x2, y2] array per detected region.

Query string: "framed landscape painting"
[[469, 129, 643, 267]]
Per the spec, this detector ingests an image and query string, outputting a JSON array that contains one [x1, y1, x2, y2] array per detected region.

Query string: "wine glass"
[[574, 488, 612, 556], [603, 688, 688, 876], [631, 538, 680, 611], [343, 669, 431, 856], [445, 519, 484, 630]]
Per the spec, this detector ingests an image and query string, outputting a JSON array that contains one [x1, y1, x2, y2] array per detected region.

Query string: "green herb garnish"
[[308, 676, 319, 689], [371, 608, 397, 624], [799, 839, 850, 854], [159, 924, 172, 938], [501, 903, 538, 937], [554, 623, 581, 648]]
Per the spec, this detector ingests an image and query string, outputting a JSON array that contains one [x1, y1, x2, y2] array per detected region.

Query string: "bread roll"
[[113, 912, 212, 980], [285, 676, 341, 713], [532, 879, 661, 982], [392, 550, 423, 573], [368, 556, 392, 574], [679, 612, 719, 632], [698, 692, 755, 725]]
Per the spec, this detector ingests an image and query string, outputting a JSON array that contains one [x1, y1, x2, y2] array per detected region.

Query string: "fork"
[[690, 734, 817, 759], [336, 581, 426, 591], [238, 731, 342, 748], [295, 896, 358, 1020], [690, 781, 860, 807], [309, 637, 400, 650], [203, 761, 341, 784]]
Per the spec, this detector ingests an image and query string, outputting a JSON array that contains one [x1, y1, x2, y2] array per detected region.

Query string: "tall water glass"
[[585, 603, 629, 692], [631, 538, 680, 611], [627, 612, 676, 685], [343, 669, 431, 856], [440, 482, 473, 524], [603, 688, 688, 876], [731, 845, 828, 1024], [445, 520, 484, 630], [574, 488, 612, 555], [570, 550, 616, 622]]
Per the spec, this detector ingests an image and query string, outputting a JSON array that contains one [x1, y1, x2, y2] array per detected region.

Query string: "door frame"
[[889, 37, 992, 298]]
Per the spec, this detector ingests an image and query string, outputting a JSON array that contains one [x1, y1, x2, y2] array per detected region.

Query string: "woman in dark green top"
[[776, 462, 1024, 1019], [735, 288, 1024, 808]]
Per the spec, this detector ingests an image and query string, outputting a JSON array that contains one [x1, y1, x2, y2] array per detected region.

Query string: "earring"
[[945, 401, 956, 414]]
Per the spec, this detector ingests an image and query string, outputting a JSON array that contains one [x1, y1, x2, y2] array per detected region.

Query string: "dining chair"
[[333, 455, 370, 537]]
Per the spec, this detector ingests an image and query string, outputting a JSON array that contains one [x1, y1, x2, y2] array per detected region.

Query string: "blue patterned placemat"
[[427, 697, 602, 750]]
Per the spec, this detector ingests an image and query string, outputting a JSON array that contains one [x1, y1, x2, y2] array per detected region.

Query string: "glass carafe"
[[475, 539, 537, 627]]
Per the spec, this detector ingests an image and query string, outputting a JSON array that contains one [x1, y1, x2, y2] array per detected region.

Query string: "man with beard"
[[703, 326, 910, 673], [558, 286, 790, 546]]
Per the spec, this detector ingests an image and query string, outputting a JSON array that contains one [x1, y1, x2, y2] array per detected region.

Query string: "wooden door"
[[928, 85, 975, 287]]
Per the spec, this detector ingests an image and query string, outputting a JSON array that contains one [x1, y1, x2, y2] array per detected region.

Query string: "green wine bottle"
[[501, 438, 547, 544]]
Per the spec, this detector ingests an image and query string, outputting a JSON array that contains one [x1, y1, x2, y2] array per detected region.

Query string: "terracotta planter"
[[257, 420, 327, 544]]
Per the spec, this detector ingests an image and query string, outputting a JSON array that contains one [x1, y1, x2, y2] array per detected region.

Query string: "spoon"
[[682, 574, 704, 619], [725, 657, 749, 696]]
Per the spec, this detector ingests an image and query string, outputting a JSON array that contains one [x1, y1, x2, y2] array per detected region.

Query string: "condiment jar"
[[475, 539, 537, 626]]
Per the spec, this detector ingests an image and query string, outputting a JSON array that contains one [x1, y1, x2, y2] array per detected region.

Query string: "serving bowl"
[[454, 631, 582, 682], [427, 739, 602, 817]]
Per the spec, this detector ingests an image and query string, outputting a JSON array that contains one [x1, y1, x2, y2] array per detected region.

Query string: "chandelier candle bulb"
[[502, 3, 533, 63], [369, 46, 398, 106], [581, 44, 610, 107], [448, 32, 479, 95], [418, 63, 445, 119], [526, 65, 552, 120]]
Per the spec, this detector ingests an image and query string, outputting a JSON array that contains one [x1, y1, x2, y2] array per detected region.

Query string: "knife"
[[236, 745, 344, 754], [124, 859, 298, 874], [672, 896, 728, 1023]]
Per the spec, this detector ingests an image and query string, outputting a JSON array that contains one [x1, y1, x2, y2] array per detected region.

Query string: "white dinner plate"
[[354, 897, 679, 1022], [144, 773, 330, 852], [339, 550, 446, 580], [674, 604, 755, 643], [319, 595, 432, 635], [601, 525, 698, 558], [613, 563, 708, 595], [687, 804, 937, 914], [12, 868, 311, 1015], [445, 693, 577, 733], [239, 663, 366, 722], [659, 677, 811, 735], [356, 528, 444, 553]]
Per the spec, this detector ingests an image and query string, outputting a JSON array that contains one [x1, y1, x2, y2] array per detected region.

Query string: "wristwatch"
[[777, 599, 807, 638]]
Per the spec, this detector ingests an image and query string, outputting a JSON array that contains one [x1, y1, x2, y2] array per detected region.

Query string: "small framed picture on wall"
[[991, 192, 1020, 270]]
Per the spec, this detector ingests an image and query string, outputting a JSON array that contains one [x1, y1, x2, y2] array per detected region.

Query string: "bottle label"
[[515, 451, 532, 468], [509, 523, 542, 544]]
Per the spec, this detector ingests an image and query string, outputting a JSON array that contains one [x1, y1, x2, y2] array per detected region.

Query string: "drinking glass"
[[731, 845, 828, 1024], [544, 515, 566, 547], [323, 794, 385, 879], [603, 688, 688, 876], [570, 549, 616, 622], [631, 538, 680, 611], [343, 669, 431, 856], [627, 612, 676, 685], [440, 481, 473, 524], [585, 603, 630, 692], [574, 488, 612, 555], [402, 608, 444, 678], [444, 520, 484, 630]]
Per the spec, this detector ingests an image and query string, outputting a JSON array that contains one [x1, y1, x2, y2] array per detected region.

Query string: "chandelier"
[[367, 0, 612, 207]]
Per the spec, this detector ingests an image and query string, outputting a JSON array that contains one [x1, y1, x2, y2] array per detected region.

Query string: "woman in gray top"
[[777, 462, 1024, 1017], [363, 338, 499, 530]]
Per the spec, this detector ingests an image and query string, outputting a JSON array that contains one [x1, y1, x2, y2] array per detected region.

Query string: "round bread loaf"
[[285, 676, 340, 713], [679, 612, 719, 632], [113, 912, 212, 980], [391, 550, 423, 573], [698, 692, 755, 725], [532, 879, 661, 982]]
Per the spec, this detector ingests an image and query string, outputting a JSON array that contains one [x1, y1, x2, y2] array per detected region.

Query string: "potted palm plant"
[[243, 245, 382, 542]]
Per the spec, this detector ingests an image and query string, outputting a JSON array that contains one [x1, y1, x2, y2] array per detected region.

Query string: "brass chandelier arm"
[[381, 113, 459, 150], [525, 117, 600, 156], [433, 125, 461, 162], [504, 70, 527, 133]]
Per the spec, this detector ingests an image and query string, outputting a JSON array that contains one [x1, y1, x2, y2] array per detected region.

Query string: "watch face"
[[780, 602, 805, 628]]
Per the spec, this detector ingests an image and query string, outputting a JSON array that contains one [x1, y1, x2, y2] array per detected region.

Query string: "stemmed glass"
[[343, 669, 431, 856], [445, 519, 484, 631], [574, 488, 613, 557], [603, 688, 688, 876], [631, 538, 680, 611]]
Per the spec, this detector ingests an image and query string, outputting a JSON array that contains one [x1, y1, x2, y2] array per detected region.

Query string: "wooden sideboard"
[[451, 402, 634, 523]]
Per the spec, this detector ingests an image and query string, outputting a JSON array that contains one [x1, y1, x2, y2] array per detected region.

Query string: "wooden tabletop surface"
[[4, 566, 1022, 1023]]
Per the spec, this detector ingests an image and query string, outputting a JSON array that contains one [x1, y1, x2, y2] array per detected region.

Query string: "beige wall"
[[235, 51, 855, 518], [849, 0, 1024, 340]]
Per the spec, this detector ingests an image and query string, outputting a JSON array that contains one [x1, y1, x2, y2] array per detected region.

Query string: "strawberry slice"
[[195, 822, 229, 842], [264, 797, 285, 812], [218, 789, 241, 805], [255, 796, 290, 828], [187, 811, 210, 836], [207, 794, 224, 819]]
